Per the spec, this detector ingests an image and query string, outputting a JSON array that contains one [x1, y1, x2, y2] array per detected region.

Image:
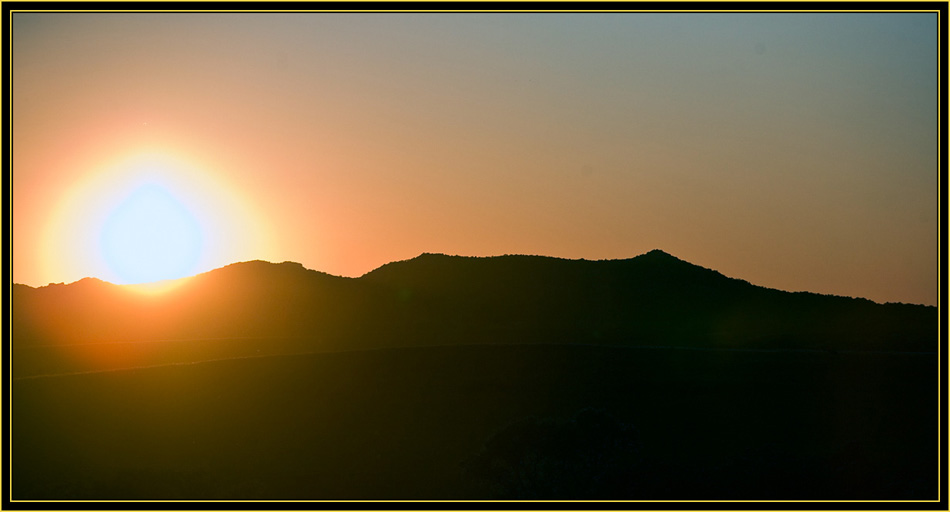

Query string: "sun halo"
[[41, 150, 272, 288]]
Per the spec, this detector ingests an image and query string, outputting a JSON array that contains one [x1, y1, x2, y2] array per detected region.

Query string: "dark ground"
[[12, 342, 938, 500]]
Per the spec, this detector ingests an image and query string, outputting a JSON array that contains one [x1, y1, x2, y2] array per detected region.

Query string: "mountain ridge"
[[11, 253, 937, 501], [13, 249, 925, 307], [12, 249, 934, 362]]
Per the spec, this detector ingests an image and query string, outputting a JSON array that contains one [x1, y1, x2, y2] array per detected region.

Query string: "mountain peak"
[[630, 249, 699, 269], [212, 259, 313, 273], [640, 249, 680, 260], [56, 276, 111, 290]]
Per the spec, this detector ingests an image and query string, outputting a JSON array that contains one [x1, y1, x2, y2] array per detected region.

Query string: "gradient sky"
[[12, 12, 940, 305]]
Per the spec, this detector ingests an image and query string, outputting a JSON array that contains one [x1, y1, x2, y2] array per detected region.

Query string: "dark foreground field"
[[13, 343, 937, 500]]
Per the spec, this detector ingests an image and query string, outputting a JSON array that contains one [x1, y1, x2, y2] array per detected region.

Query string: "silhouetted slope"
[[14, 261, 354, 345], [14, 278, 129, 345], [359, 250, 935, 351], [13, 344, 936, 499], [11, 250, 937, 378], [13, 261, 377, 378], [10, 252, 940, 499], [357, 250, 751, 345], [164, 260, 360, 341]]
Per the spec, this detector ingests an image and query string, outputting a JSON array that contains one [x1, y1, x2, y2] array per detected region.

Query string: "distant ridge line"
[[12, 249, 937, 307]]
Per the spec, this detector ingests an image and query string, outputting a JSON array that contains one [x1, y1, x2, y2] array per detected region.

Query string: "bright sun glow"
[[99, 183, 203, 284], [42, 150, 275, 287]]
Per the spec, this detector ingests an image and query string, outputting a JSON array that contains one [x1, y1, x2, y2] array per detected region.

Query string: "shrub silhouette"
[[464, 408, 640, 499]]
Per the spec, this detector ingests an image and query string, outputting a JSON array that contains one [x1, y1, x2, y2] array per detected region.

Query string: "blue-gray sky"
[[13, 12, 939, 304]]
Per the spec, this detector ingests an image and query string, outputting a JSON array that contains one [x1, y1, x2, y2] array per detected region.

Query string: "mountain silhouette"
[[12, 250, 935, 378], [11, 250, 939, 500], [360, 250, 933, 351]]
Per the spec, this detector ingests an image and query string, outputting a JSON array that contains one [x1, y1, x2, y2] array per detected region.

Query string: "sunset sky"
[[11, 12, 939, 305]]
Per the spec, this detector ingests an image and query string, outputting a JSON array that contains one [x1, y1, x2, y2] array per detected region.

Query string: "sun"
[[99, 183, 203, 284], [42, 150, 276, 288]]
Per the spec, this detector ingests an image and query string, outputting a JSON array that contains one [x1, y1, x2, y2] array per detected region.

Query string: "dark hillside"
[[12, 344, 936, 500], [10, 251, 940, 500], [12, 251, 937, 379], [359, 251, 935, 351], [14, 261, 356, 345]]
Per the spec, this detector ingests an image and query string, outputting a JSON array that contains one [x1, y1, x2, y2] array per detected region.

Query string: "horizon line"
[[11, 251, 937, 308]]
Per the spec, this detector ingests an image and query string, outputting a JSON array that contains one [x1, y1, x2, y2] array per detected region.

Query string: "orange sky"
[[11, 12, 940, 305]]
